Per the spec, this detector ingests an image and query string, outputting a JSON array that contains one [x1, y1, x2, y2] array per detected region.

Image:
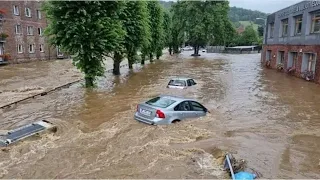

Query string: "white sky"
[[228, 0, 302, 13]]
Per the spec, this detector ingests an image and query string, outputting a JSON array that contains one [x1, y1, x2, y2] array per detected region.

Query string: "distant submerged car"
[[181, 46, 193, 51], [134, 95, 209, 125], [167, 77, 197, 89]]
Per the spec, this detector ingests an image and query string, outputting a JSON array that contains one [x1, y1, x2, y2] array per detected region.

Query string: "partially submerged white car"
[[167, 77, 197, 89], [181, 46, 193, 51]]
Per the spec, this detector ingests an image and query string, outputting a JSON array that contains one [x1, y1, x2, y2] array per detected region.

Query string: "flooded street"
[[0, 52, 320, 178]]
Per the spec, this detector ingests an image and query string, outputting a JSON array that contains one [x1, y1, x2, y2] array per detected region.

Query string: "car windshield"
[[146, 97, 176, 108], [168, 80, 186, 86]]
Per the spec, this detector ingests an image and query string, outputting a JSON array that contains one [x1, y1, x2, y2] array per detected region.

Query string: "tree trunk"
[[173, 46, 179, 54], [141, 54, 145, 65], [128, 57, 133, 69], [149, 53, 153, 63], [113, 52, 122, 75], [85, 76, 94, 88], [128, 51, 134, 69], [191, 45, 201, 56], [169, 47, 172, 55]]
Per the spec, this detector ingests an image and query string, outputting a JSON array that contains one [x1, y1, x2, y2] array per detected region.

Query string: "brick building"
[[0, 1, 66, 63], [262, 0, 320, 83]]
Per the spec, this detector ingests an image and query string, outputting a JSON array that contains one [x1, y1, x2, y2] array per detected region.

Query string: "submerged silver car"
[[167, 77, 197, 89], [134, 95, 209, 125]]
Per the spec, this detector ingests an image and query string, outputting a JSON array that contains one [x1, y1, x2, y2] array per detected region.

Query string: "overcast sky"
[[228, 0, 302, 13]]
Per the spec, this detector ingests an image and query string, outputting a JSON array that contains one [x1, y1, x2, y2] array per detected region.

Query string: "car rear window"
[[146, 97, 176, 108], [168, 80, 186, 86]]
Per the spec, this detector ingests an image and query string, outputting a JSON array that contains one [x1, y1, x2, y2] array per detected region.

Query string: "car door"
[[189, 101, 207, 117], [174, 101, 197, 120]]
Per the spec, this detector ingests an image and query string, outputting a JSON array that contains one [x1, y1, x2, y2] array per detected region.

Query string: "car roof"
[[158, 94, 195, 102], [170, 77, 193, 81]]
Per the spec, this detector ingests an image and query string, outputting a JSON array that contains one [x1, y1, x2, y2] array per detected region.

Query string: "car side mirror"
[[204, 108, 210, 113], [194, 82, 197, 85]]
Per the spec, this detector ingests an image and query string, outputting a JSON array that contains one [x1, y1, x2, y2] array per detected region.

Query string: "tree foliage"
[[171, 1, 234, 56], [241, 25, 259, 45], [147, 1, 164, 61], [43, 1, 125, 87], [112, 1, 150, 74], [257, 26, 264, 37], [169, 2, 185, 53]]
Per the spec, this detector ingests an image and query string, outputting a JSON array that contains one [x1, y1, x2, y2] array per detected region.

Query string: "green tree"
[[147, 1, 164, 62], [170, 2, 185, 54], [240, 25, 259, 45], [112, 1, 150, 74], [173, 1, 231, 56], [163, 10, 176, 55], [257, 25, 264, 36], [140, 7, 152, 65], [44, 1, 125, 87]]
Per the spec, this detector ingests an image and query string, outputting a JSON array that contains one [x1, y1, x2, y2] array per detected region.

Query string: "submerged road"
[[0, 52, 319, 178]]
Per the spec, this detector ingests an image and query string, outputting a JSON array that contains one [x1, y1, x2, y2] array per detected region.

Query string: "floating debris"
[[224, 153, 262, 180], [0, 120, 56, 147]]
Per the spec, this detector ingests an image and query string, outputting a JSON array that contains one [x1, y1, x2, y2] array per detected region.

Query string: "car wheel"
[[171, 120, 181, 124]]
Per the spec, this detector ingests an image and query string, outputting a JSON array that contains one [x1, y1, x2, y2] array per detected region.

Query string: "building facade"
[[0, 1, 66, 63], [262, 0, 320, 83]]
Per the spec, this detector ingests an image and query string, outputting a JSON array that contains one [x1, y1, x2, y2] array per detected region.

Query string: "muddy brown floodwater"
[[0, 51, 320, 178]]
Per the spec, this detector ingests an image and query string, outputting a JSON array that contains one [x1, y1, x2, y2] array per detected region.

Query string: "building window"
[[288, 52, 298, 68], [302, 53, 317, 73], [269, 23, 274, 38], [311, 11, 320, 33], [15, 24, 22, 34], [13, 5, 19, 15], [17, 44, 23, 53], [281, 19, 288, 37], [25, 8, 31, 17], [266, 50, 272, 61], [294, 15, 303, 35], [37, 10, 41, 19], [29, 44, 35, 53], [277, 51, 285, 64], [38, 27, 43, 36], [39, 44, 44, 52], [27, 26, 34, 35]]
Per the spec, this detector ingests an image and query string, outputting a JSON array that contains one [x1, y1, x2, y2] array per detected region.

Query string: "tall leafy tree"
[[170, 2, 185, 54], [163, 11, 173, 55], [112, 1, 150, 74], [147, 1, 164, 62], [240, 25, 259, 45], [172, 1, 232, 56], [44, 1, 125, 87]]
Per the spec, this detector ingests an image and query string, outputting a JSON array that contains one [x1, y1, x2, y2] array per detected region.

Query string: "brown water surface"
[[0, 52, 319, 178]]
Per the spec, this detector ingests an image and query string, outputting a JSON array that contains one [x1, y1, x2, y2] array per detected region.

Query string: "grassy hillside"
[[158, 1, 267, 32], [229, 6, 268, 26], [239, 21, 259, 31]]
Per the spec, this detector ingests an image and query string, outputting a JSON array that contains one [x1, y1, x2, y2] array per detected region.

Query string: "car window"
[[174, 101, 191, 111], [187, 80, 192, 86], [146, 97, 176, 108], [190, 79, 196, 85], [190, 101, 205, 111], [168, 79, 186, 87]]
